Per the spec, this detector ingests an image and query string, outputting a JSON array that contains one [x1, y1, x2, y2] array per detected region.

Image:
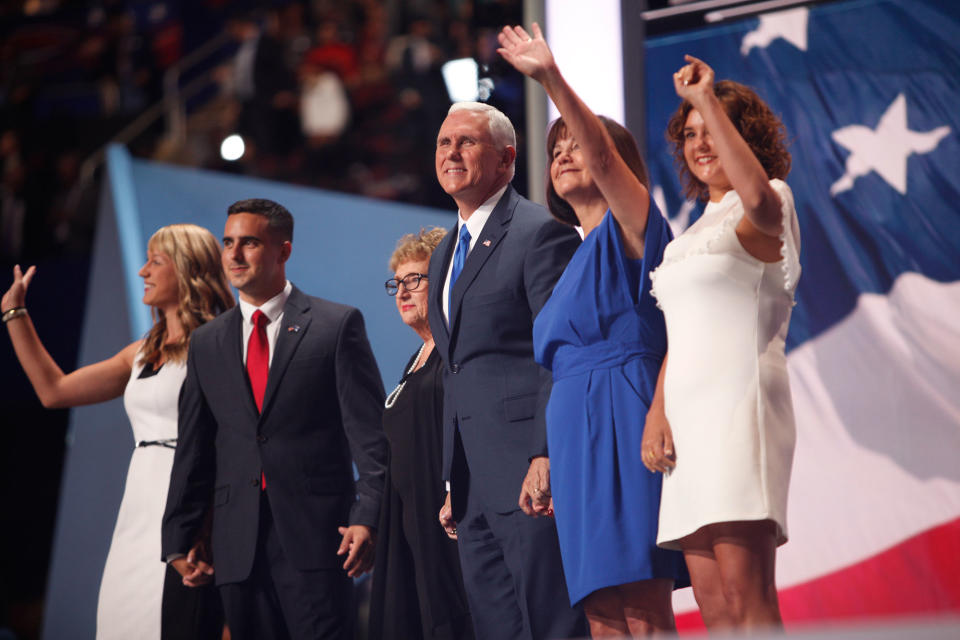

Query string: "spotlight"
[[220, 134, 245, 161], [442, 58, 494, 103]]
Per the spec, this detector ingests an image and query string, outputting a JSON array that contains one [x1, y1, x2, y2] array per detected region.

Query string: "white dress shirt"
[[441, 184, 509, 323], [239, 280, 292, 365]]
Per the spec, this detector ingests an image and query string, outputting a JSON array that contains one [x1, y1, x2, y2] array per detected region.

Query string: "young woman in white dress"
[[2, 224, 234, 640], [642, 56, 801, 630]]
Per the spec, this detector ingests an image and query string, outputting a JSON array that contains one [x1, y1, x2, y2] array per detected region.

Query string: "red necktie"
[[247, 310, 269, 489], [247, 310, 270, 412]]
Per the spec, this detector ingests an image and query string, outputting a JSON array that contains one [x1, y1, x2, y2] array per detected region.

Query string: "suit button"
[[256, 434, 267, 443], [450, 363, 461, 374], [250, 478, 259, 486]]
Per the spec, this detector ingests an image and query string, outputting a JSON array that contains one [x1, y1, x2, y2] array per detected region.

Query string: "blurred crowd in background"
[[0, 0, 526, 266]]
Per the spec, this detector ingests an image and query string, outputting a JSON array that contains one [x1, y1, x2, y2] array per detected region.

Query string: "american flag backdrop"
[[642, 0, 960, 629]]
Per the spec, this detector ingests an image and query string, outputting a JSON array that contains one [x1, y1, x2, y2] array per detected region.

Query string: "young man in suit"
[[428, 103, 586, 640], [161, 199, 387, 640]]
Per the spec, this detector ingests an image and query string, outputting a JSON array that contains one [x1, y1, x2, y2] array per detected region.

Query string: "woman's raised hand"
[[2, 264, 36, 312], [673, 54, 715, 103], [497, 23, 555, 82]]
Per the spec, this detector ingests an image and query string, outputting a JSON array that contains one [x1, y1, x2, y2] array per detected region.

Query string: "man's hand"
[[438, 491, 458, 540], [171, 540, 215, 587], [518, 456, 553, 517], [337, 525, 375, 577]]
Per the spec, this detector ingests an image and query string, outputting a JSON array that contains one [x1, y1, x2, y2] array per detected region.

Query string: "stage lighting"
[[220, 134, 245, 161], [442, 58, 494, 103]]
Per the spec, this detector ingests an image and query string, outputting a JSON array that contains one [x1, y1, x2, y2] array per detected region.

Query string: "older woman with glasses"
[[368, 227, 474, 640]]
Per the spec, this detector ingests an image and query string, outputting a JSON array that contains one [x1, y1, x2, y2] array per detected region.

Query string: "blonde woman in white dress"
[[2, 224, 233, 640], [642, 55, 800, 631]]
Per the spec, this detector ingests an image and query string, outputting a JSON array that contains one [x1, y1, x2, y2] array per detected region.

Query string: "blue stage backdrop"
[[42, 145, 453, 639], [643, 0, 960, 628]]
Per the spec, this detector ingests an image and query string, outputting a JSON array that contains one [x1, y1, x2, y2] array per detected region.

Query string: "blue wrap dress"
[[533, 205, 688, 605]]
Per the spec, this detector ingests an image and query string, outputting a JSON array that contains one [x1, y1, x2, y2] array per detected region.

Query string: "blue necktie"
[[448, 224, 471, 318]]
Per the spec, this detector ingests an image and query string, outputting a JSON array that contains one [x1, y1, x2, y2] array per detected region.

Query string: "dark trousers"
[[161, 563, 223, 640], [219, 493, 353, 640], [453, 441, 586, 640]]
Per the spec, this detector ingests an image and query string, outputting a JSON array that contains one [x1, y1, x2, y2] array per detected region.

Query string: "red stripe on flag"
[[676, 517, 960, 633]]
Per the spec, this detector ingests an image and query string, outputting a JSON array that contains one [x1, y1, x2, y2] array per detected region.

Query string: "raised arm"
[[3, 265, 136, 408], [674, 55, 783, 240], [497, 24, 650, 249]]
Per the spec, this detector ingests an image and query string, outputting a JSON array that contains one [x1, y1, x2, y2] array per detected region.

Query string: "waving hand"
[[497, 24, 555, 82]]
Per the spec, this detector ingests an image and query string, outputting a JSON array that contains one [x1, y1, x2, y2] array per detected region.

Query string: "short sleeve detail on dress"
[[770, 179, 801, 297]]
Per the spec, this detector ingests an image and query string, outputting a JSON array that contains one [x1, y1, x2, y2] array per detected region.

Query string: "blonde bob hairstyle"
[[389, 227, 448, 273], [141, 224, 235, 367]]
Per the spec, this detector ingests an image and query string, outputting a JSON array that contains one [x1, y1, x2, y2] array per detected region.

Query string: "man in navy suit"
[[428, 103, 586, 639], [161, 199, 387, 640]]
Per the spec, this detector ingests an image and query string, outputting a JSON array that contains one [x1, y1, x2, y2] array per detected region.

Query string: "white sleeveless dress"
[[649, 179, 801, 549], [95, 354, 185, 640]]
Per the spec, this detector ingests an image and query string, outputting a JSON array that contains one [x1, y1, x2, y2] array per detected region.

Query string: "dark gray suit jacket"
[[161, 285, 387, 585], [428, 185, 581, 517]]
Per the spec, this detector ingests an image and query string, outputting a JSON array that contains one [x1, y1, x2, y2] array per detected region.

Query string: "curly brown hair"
[[666, 80, 791, 201], [141, 224, 235, 368], [546, 116, 649, 227]]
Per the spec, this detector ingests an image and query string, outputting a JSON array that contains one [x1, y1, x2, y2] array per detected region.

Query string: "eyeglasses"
[[385, 272, 428, 296]]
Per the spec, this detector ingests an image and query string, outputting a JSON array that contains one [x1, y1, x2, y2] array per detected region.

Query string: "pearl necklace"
[[384, 342, 427, 409]]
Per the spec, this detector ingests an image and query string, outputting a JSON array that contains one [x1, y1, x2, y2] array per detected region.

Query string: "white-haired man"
[[428, 102, 587, 639]]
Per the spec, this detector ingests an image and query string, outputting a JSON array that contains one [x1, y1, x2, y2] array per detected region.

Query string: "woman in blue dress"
[[498, 24, 688, 637]]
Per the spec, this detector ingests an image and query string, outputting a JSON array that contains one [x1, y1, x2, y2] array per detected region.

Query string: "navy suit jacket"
[[161, 285, 387, 585], [428, 185, 581, 517]]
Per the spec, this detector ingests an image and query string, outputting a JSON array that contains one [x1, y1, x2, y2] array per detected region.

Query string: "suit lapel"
[[259, 286, 312, 422], [448, 186, 516, 332], [219, 307, 260, 422]]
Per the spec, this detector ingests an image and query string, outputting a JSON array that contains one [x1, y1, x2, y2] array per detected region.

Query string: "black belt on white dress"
[[137, 438, 177, 449]]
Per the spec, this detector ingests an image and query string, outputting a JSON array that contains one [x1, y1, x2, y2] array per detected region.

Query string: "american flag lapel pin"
[[288, 324, 300, 333], [482, 239, 491, 247]]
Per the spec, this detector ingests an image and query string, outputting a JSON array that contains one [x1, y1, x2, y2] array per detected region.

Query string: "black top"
[[368, 347, 473, 640], [137, 362, 163, 379]]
